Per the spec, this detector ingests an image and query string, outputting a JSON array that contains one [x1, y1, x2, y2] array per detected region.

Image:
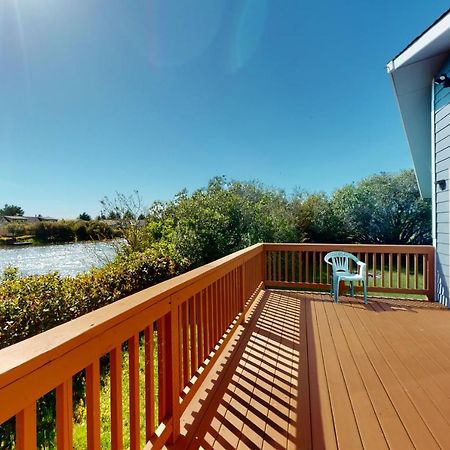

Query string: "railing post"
[[427, 248, 436, 301], [261, 245, 266, 287]]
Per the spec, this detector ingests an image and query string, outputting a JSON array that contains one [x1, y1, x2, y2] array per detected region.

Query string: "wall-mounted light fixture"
[[436, 179, 447, 190], [435, 74, 450, 88]]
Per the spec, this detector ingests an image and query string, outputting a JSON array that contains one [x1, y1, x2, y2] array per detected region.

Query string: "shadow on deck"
[[168, 290, 450, 450]]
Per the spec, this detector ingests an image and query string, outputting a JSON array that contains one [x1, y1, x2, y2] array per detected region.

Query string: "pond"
[[0, 240, 119, 277]]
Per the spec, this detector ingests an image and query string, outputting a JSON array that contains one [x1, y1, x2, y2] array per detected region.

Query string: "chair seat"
[[337, 273, 363, 281]]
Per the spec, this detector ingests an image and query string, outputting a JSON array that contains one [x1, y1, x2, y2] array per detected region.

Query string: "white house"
[[388, 8, 450, 305]]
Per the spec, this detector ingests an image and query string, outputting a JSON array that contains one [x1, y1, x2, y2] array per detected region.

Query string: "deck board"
[[169, 290, 450, 450]]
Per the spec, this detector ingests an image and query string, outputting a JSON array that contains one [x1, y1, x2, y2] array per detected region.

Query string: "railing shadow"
[[171, 290, 337, 450]]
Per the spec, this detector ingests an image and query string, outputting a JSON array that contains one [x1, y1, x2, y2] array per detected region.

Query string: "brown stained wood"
[[129, 334, 140, 450], [389, 253, 393, 288], [305, 252, 309, 283], [291, 251, 295, 284], [56, 380, 73, 450], [190, 297, 197, 377], [285, 251, 288, 282], [157, 317, 168, 423], [272, 252, 276, 283], [144, 327, 155, 440], [299, 251, 302, 284], [16, 404, 36, 450], [203, 289, 210, 360], [319, 252, 323, 285], [405, 254, 410, 289], [323, 301, 388, 449], [380, 253, 385, 287], [86, 360, 101, 450], [110, 346, 123, 449], [422, 255, 427, 290], [414, 254, 419, 289], [278, 252, 281, 283], [313, 300, 362, 449], [181, 301, 189, 387], [350, 304, 440, 449], [373, 253, 377, 287], [338, 301, 414, 450], [397, 254, 401, 288], [312, 252, 316, 284], [197, 294, 204, 368]]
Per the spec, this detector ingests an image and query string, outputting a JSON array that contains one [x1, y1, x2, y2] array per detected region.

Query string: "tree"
[[331, 170, 431, 244], [78, 212, 91, 221], [147, 177, 297, 268], [0, 204, 24, 216], [100, 191, 148, 253]]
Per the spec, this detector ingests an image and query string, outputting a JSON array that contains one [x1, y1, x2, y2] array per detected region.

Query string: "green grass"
[[73, 332, 158, 449]]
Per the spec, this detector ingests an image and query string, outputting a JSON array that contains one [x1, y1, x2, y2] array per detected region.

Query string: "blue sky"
[[1, 0, 448, 218]]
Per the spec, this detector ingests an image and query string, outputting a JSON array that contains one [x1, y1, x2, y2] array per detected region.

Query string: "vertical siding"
[[434, 58, 450, 305]]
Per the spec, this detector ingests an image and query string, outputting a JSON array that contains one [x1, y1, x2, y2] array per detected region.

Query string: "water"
[[0, 241, 119, 277]]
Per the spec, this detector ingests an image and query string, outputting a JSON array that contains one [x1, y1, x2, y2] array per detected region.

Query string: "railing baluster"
[[190, 296, 197, 376], [16, 404, 36, 450], [389, 253, 393, 288], [129, 334, 140, 450], [312, 251, 316, 284], [299, 251, 302, 283], [319, 252, 323, 284], [110, 346, 123, 450], [181, 301, 189, 386], [291, 251, 295, 283], [406, 254, 410, 289], [278, 251, 281, 282], [203, 288, 209, 359], [305, 251, 309, 283], [196, 293, 203, 371], [414, 254, 418, 290], [284, 251, 288, 282], [380, 253, 385, 287], [422, 254, 427, 290], [397, 254, 401, 288], [373, 253, 377, 287], [86, 360, 101, 450], [56, 379, 73, 450], [144, 326, 155, 441]]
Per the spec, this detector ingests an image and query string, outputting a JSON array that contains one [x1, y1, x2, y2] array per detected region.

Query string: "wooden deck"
[[169, 290, 450, 450]]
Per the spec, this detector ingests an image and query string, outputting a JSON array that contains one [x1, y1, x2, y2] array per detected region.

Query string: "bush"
[[0, 249, 183, 449], [0, 249, 183, 349]]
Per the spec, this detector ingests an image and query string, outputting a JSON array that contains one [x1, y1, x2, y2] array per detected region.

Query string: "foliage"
[[100, 191, 148, 254], [331, 170, 432, 244], [0, 204, 24, 216], [78, 212, 91, 221], [147, 177, 297, 268], [0, 249, 182, 349], [291, 192, 343, 243]]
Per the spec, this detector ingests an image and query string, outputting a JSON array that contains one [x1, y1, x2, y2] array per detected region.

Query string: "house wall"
[[434, 57, 450, 305]]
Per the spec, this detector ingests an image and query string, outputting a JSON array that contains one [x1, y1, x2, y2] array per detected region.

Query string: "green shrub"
[[0, 249, 182, 349], [0, 249, 183, 448]]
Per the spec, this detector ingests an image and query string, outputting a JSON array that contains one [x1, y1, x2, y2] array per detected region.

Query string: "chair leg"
[[363, 280, 368, 304], [330, 275, 334, 296], [334, 277, 339, 303], [350, 281, 354, 297]]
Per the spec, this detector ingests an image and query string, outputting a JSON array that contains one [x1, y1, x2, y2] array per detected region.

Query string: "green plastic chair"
[[324, 251, 367, 304]]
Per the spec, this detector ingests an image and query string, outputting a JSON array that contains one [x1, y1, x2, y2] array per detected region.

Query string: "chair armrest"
[[357, 261, 366, 277]]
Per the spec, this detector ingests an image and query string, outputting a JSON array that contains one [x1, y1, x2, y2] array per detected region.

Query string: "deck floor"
[[171, 290, 450, 450]]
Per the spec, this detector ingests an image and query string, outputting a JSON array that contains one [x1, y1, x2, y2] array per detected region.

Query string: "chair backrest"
[[324, 251, 360, 272]]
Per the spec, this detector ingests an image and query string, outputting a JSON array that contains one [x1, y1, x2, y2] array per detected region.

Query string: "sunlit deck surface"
[[169, 290, 450, 450]]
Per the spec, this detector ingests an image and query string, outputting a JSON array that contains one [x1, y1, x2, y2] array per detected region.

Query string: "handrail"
[[264, 243, 435, 300], [0, 243, 265, 449]]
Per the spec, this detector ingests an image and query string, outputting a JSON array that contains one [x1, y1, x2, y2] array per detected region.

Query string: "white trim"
[[432, 79, 436, 246], [391, 12, 450, 70]]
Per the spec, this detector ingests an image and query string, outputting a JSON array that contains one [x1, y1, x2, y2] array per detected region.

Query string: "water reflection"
[[0, 240, 119, 277]]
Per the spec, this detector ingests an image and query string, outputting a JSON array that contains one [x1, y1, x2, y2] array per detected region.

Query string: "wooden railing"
[[0, 244, 264, 450], [0, 242, 436, 449], [264, 243, 435, 300]]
